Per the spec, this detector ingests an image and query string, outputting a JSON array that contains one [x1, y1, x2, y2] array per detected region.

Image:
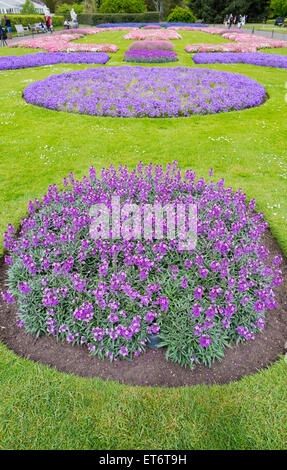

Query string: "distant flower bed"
[[193, 52, 287, 68], [124, 49, 178, 63], [23, 66, 267, 118], [185, 27, 287, 52], [129, 40, 175, 51], [124, 29, 182, 40], [9, 33, 119, 53], [142, 24, 162, 29], [2, 162, 282, 368], [0, 52, 110, 70]]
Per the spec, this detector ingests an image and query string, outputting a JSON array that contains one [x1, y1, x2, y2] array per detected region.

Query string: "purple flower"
[[119, 346, 129, 357], [199, 335, 211, 347]]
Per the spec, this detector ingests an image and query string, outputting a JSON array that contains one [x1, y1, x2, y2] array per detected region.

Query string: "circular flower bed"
[[124, 49, 178, 63], [0, 52, 110, 71], [193, 52, 287, 69], [23, 66, 267, 118], [2, 162, 283, 369]]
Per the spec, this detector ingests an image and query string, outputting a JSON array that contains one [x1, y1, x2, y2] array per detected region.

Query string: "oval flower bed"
[[193, 52, 287, 69], [2, 162, 283, 369], [129, 40, 175, 51], [0, 52, 110, 70], [23, 66, 267, 118], [124, 49, 178, 63]]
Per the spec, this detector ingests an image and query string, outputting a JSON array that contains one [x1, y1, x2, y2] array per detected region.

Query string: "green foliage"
[[167, 6, 197, 22], [4, 14, 64, 31], [188, 0, 270, 23], [83, 0, 97, 13], [270, 0, 287, 17], [56, 3, 84, 15], [99, 0, 147, 14], [78, 11, 159, 24], [21, 0, 37, 14]]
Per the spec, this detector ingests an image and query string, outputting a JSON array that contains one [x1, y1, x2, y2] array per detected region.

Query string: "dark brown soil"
[[0, 229, 287, 388]]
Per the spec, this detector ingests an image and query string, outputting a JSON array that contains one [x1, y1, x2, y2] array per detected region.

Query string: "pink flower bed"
[[185, 27, 287, 53], [124, 29, 182, 40], [57, 28, 100, 35], [186, 43, 257, 53], [142, 24, 163, 29], [129, 40, 174, 51], [9, 33, 119, 53]]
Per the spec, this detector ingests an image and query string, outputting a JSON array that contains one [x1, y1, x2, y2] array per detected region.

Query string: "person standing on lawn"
[[4, 15, 12, 40]]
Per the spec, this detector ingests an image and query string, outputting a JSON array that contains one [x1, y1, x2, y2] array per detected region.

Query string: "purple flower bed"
[[193, 52, 287, 68], [0, 52, 110, 71], [1, 162, 283, 368], [23, 66, 267, 118], [124, 49, 178, 63]]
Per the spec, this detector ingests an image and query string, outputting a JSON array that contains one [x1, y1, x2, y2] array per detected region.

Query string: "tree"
[[188, 0, 269, 23], [270, 0, 287, 16], [99, 0, 147, 13], [21, 0, 37, 14], [151, 0, 186, 20], [56, 2, 84, 14], [83, 0, 97, 12], [167, 6, 197, 21]]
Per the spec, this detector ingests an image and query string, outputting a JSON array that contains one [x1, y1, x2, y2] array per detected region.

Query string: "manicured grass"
[[245, 24, 287, 33], [0, 30, 287, 450]]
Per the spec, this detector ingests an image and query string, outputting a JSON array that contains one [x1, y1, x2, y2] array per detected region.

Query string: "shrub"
[[99, 0, 146, 14], [56, 3, 84, 16], [2, 162, 282, 368], [5, 15, 64, 32], [167, 6, 197, 23], [77, 12, 159, 25]]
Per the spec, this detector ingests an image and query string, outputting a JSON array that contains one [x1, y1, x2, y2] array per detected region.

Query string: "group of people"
[[0, 15, 12, 41], [224, 14, 247, 29], [0, 14, 53, 42], [44, 15, 53, 33]]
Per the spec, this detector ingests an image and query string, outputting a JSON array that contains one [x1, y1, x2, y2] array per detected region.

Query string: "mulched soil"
[[0, 229, 286, 388]]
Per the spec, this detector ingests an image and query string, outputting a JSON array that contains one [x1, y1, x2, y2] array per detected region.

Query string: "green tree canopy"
[[99, 0, 147, 13], [270, 0, 287, 16], [21, 0, 37, 14], [56, 2, 84, 15]]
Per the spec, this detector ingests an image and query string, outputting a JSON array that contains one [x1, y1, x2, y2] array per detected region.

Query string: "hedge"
[[78, 12, 159, 25], [5, 15, 64, 32]]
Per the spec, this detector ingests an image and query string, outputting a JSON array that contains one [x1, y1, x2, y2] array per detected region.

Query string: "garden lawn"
[[0, 29, 287, 450]]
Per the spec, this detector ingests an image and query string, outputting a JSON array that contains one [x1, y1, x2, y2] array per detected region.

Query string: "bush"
[[6, 15, 64, 32], [56, 3, 83, 16], [78, 12, 159, 25], [99, 0, 146, 14], [167, 6, 197, 23]]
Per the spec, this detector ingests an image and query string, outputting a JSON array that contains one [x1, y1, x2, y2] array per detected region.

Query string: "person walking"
[[4, 15, 12, 40]]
